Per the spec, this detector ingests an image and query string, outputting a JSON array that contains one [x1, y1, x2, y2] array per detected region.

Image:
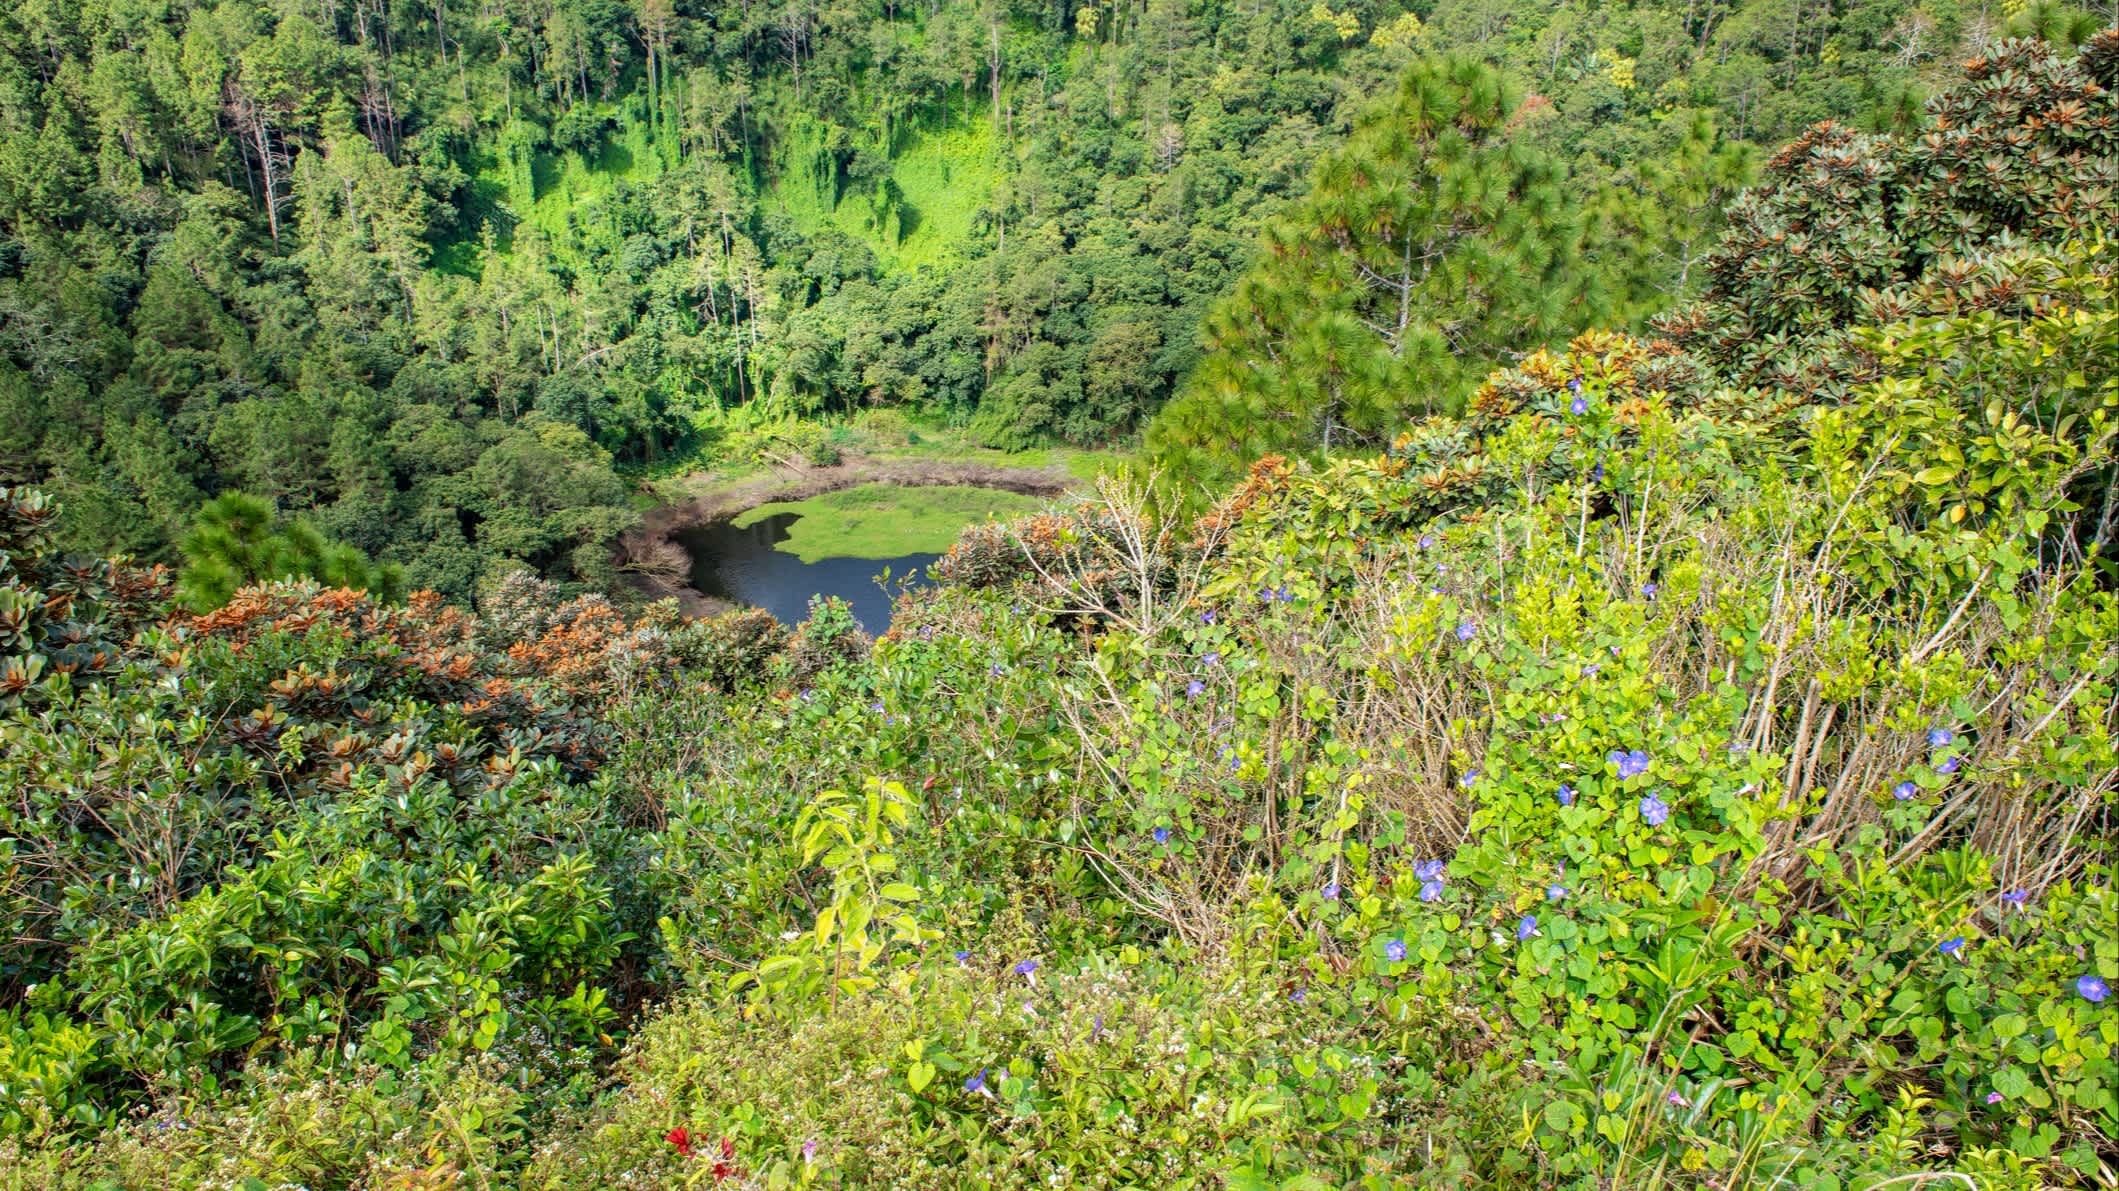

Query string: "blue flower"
[[869, 701, 886, 714], [1321, 881, 1341, 900], [1384, 939, 1407, 963], [1570, 395, 1589, 416], [1186, 679, 1205, 698], [1289, 986, 1306, 1003], [1456, 621, 1477, 642], [1557, 784, 1576, 807], [1419, 879, 1444, 902], [1547, 884, 1567, 902], [1417, 533, 1435, 550], [1567, 377, 1583, 394], [990, 663, 1006, 677], [1581, 663, 1600, 678], [1641, 582, 1659, 600], [2001, 889, 2031, 906], [1939, 937, 1966, 957], [1938, 755, 1961, 774], [1593, 462, 1605, 483], [1610, 750, 1651, 780], [2079, 974, 2110, 1003], [1200, 609, 1216, 625], [1893, 780, 1917, 801], [1203, 651, 1221, 666], [1639, 794, 1670, 827], [1013, 959, 1039, 978], [1458, 768, 1480, 788], [1517, 915, 1539, 941], [1414, 860, 1446, 882], [964, 1069, 988, 1093], [1928, 727, 1955, 748], [953, 950, 971, 964], [1152, 826, 1170, 845]]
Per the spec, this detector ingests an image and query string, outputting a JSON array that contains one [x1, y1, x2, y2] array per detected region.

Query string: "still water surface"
[[673, 512, 936, 633]]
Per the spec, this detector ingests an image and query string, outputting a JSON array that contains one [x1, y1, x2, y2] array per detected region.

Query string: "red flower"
[[666, 1126, 694, 1156], [711, 1136, 739, 1181]]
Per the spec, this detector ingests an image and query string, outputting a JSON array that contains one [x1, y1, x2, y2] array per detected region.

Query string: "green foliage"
[[531, 950, 1526, 1188], [1659, 32, 2119, 398], [4, 14, 2119, 1190], [0, 0, 2027, 589], [176, 490, 405, 611], [1147, 53, 1612, 490], [736, 779, 937, 1007]]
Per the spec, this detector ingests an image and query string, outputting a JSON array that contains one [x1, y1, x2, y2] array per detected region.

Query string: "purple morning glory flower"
[[1593, 462, 1605, 482], [1458, 769, 1480, 789], [1547, 884, 1567, 901], [1570, 395, 1589, 416], [1929, 728, 1954, 748], [1567, 377, 1583, 394], [964, 1069, 988, 1093], [869, 701, 886, 714], [1557, 784, 1576, 807], [1186, 679, 1205, 698], [1893, 781, 1917, 801], [1414, 860, 1446, 882], [1153, 826, 1170, 844], [1985, 1091, 2003, 1104], [1938, 755, 1961, 774], [1456, 622, 1477, 642], [1200, 609, 1216, 625], [1419, 879, 1444, 902], [1939, 937, 1966, 957], [1321, 881, 1341, 900], [1581, 663, 1600, 678], [2001, 889, 2031, 906], [1013, 959, 1038, 978], [1610, 750, 1652, 780], [1639, 794, 1670, 827], [1641, 582, 1659, 600], [1203, 651, 1220, 666], [1384, 939, 1407, 963], [953, 949, 971, 964], [1666, 1090, 1690, 1107], [1289, 987, 1306, 1003], [1517, 915, 1539, 941], [2079, 974, 2110, 1003], [1418, 533, 1435, 550], [990, 663, 1006, 677]]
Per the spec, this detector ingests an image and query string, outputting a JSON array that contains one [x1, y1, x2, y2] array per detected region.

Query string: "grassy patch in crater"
[[733, 484, 1045, 562]]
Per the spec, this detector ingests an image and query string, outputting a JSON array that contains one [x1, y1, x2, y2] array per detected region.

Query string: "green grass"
[[733, 484, 1045, 562]]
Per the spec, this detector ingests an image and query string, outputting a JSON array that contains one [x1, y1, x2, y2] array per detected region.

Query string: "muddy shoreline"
[[618, 454, 1078, 616]]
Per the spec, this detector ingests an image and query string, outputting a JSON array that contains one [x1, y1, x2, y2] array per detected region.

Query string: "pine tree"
[[1144, 54, 1606, 491], [177, 491, 405, 612]]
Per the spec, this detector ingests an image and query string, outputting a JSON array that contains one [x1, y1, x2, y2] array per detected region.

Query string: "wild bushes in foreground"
[[901, 247, 2116, 1181]]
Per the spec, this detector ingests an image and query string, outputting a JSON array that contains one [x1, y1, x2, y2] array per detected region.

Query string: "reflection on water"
[[672, 511, 938, 633]]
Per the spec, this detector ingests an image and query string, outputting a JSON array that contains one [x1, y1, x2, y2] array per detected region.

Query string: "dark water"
[[673, 512, 939, 633]]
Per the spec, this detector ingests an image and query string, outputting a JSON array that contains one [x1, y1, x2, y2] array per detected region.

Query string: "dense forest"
[[3, 1, 2118, 1187], [3, 0, 2091, 597]]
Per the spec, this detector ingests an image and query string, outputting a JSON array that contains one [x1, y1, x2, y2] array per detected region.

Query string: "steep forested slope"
[[0, 0, 2069, 593]]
